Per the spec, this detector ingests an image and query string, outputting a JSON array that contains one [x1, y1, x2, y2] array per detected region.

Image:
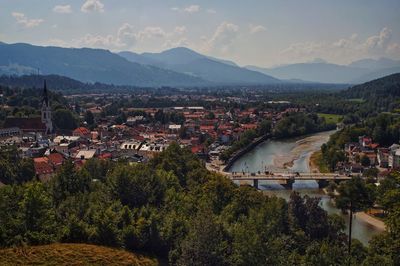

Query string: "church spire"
[[41, 80, 53, 135], [42, 80, 49, 107]]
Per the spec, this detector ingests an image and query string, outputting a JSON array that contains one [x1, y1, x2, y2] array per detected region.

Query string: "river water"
[[229, 130, 383, 245]]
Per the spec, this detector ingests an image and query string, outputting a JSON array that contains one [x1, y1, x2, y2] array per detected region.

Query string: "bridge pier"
[[253, 179, 259, 189], [282, 178, 294, 190], [317, 179, 329, 189]]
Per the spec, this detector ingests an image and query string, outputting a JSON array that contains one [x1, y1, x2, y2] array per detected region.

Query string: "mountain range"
[[118, 47, 279, 84], [246, 58, 400, 84], [0, 41, 399, 86], [0, 42, 206, 87]]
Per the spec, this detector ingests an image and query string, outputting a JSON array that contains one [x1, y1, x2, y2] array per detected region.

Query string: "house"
[[377, 148, 389, 168], [359, 136, 372, 148], [75, 149, 97, 160], [73, 127, 91, 139], [3, 117, 46, 133], [388, 147, 400, 169], [0, 127, 21, 138], [33, 157, 54, 182]]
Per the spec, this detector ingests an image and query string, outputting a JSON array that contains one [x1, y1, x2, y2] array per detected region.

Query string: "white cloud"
[[81, 0, 104, 13], [280, 27, 400, 64], [249, 24, 266, 34], [207, 9, 217, 14], [174, 26, 187, 35], [53, 5, 72, 14], [171, 5, 200, 13], [117, 23, 137, 47], [184, 5, 200, 13], [12, 12, 43, 28], [203, 22, 239, 54], [364, 27, 392, 51], [136, 27, 166, 41]]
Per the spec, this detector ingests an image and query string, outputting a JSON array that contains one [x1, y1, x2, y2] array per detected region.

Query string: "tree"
[[177, 207, 227, 266], [335, 177, 374, 254], [84, 110, 94, 125], [51, 160, 92, 204], [19, 182, 58, 245], [53, 109, 78, 130]]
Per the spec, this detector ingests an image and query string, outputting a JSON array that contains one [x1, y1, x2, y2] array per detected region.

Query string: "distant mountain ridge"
[[0, 42, 207, 87], [118, 47, 280, 84], [246, 57, 400, 84]]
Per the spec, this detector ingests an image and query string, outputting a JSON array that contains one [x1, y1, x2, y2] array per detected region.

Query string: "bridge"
[[206, 162, 351, 189]]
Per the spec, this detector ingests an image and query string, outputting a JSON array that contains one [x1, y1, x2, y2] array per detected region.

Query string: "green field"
[[347, 98, 366, 103], [317, 113, 343, 124]]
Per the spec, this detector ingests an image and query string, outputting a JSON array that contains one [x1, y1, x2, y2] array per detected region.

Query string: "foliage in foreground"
[[0, 143, 399, 265]]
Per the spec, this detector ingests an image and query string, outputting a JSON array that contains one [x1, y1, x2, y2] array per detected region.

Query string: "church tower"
[[41, 80, 53, 135]]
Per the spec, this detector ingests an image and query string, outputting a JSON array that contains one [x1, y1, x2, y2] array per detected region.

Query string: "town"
[[1, 82, 399, 186], [0, 82, 311, 183]]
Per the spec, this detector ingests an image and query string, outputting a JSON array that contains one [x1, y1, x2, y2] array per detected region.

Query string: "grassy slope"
[[0, 243, 159, 266]]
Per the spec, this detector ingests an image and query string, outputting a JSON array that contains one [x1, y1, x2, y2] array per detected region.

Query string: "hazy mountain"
[[0, 42, 207, 87], [246, 63, 366, 83], [351, 66, 400, 84], [119, 47, 280, 84], [246, 58, 400, 84], [348, 57, 400, 70]]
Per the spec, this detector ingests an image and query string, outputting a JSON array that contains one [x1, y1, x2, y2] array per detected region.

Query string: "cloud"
[[81, 0, 104, 13], [207, 9, 217, 14], [174, 26, 187, 35], [280, 27, 400, 64], [204, 22, 239, 54], [71, 23, 136, 49], [249, 24, 266, 34], [136, 27, 166, 41], [171, 5, 200, 13], [12, 12, 43, 28], [53, 5, 72, 14], [364, 27, 392, 51], [117, 23, 137, 47], [184, 5, 200, 13]]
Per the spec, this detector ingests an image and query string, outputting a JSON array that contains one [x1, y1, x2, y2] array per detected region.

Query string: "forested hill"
[[0, 74, 87, 90], [0, 74, 149, 93], [342, 73, 400, 99]]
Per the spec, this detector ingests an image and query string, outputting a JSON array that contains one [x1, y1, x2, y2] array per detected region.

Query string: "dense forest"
[[1, 144, 399, 265]]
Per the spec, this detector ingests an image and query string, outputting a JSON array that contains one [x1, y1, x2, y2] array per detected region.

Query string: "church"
[[1, 81, 53, 137]]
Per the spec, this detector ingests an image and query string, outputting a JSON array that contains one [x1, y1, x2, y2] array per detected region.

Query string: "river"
[[228, 130, 383, 245]]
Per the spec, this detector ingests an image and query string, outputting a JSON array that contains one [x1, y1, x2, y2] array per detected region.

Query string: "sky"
[[1, 0, 400, 67]]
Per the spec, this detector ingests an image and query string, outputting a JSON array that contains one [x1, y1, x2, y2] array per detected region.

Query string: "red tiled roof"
[[99, 153, 112, 159], [3, 117, 46, 132], [34, 161, 53, 175], [73, 127, 91, 136], [191, 145, 204, 154], [48, 153, 64, 166]]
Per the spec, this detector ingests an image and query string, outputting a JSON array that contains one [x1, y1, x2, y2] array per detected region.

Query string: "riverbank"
[[355, 212, 386, 231], [309, 150, 330, 173], [322, 189, 386, 232], [223, 134, 270, 172]]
